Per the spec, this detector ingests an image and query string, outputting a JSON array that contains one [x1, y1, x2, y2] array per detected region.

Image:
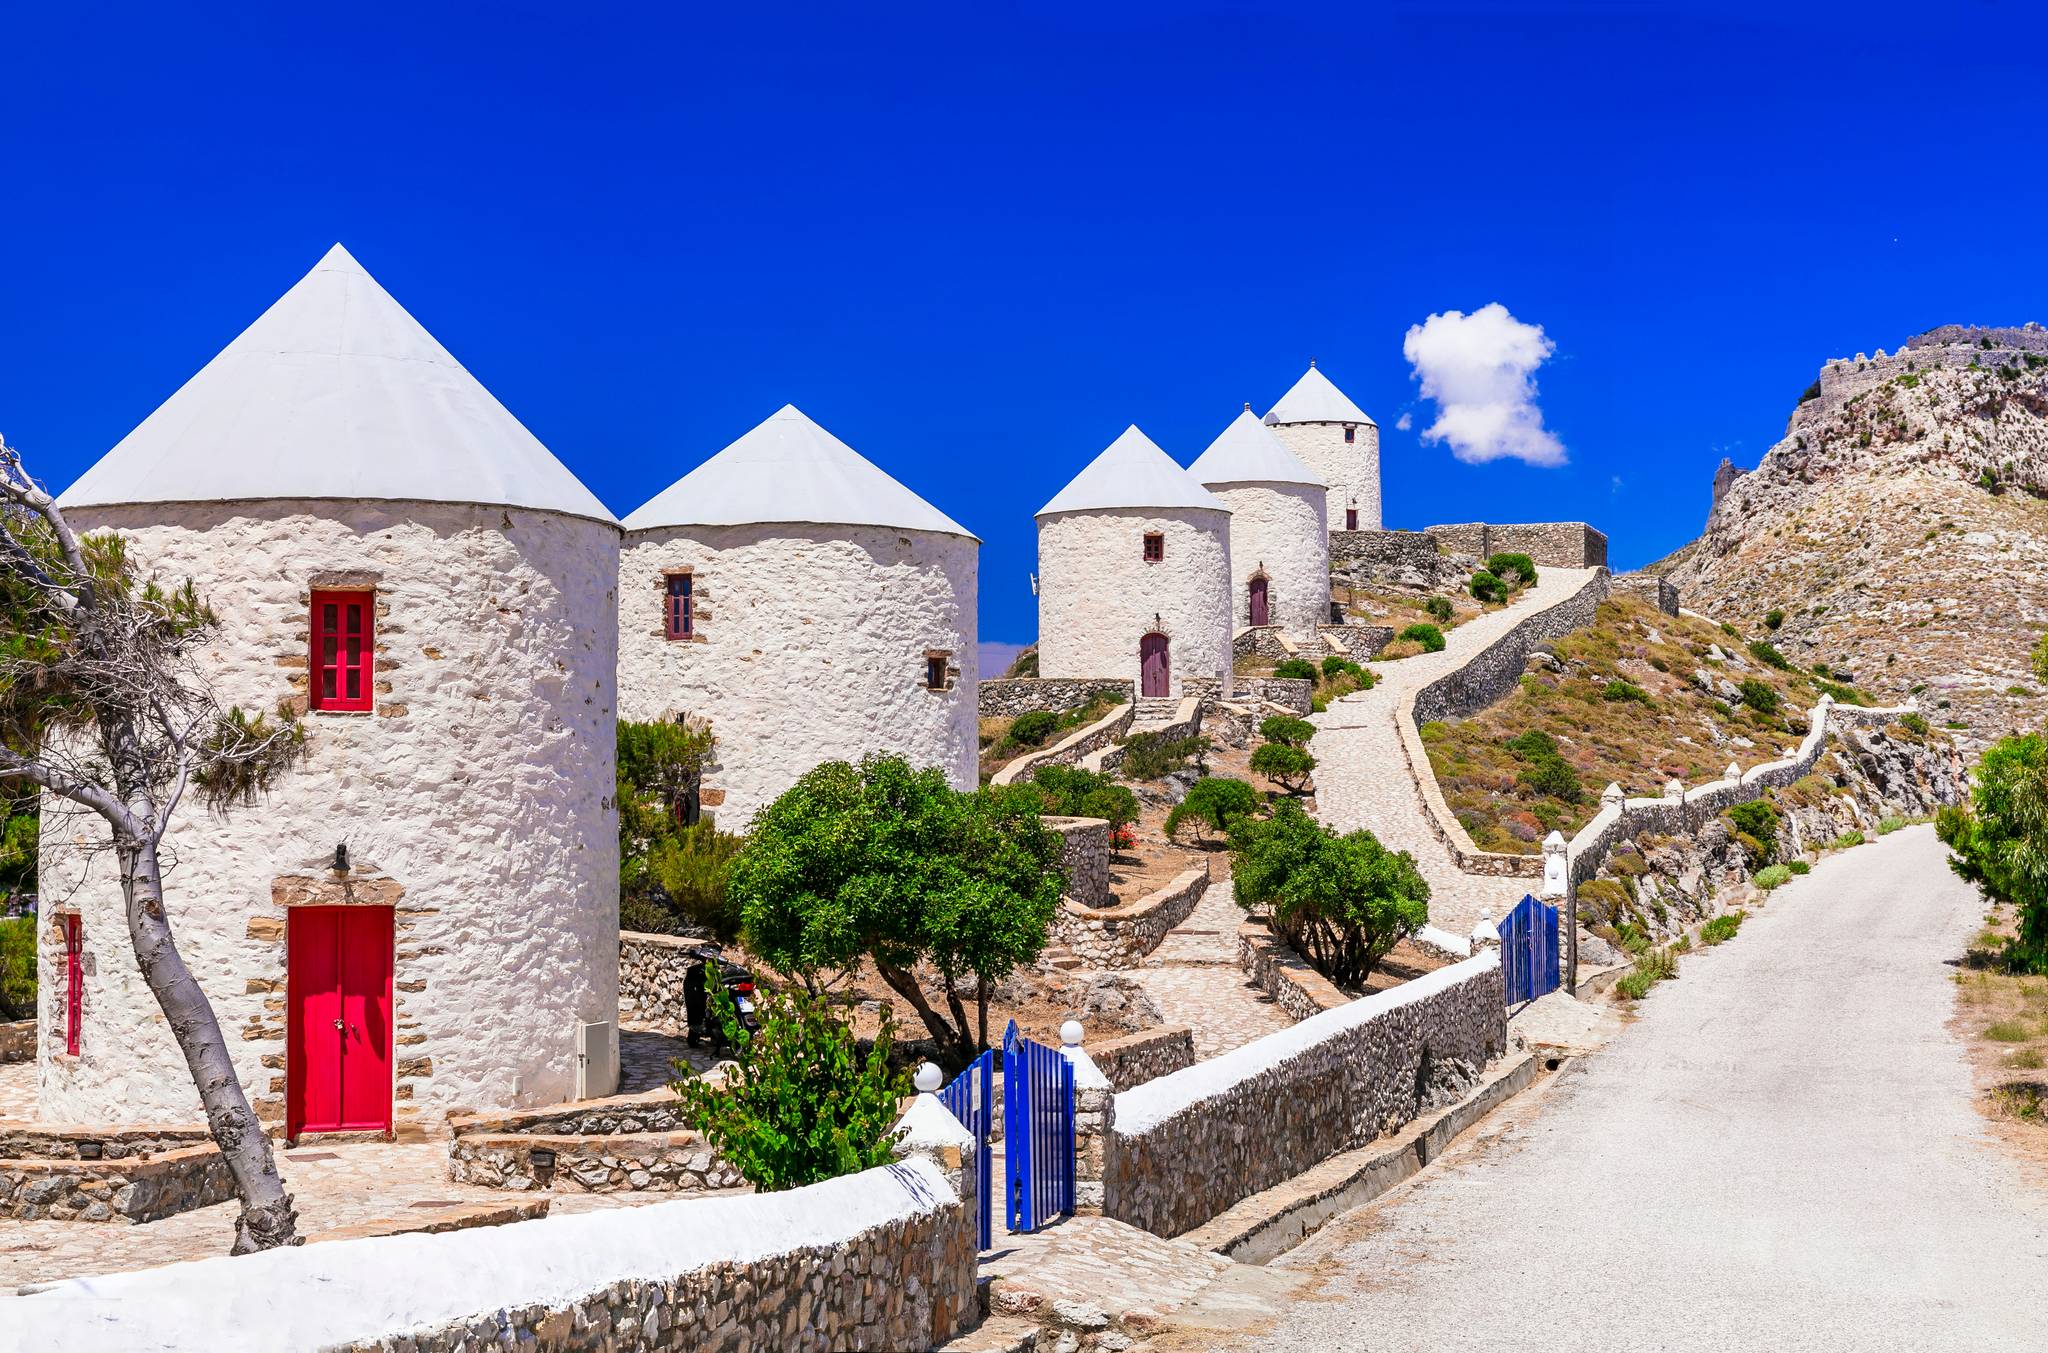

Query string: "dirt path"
[[1216, 826, 2048, 1352], [1310, 568, 1598, 939]]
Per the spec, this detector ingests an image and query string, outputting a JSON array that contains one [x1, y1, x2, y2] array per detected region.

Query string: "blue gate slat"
[[1001, 1020, 1075, 1234], [1499, 893, 1560, 1007], [940, 1047, 995, 1250]]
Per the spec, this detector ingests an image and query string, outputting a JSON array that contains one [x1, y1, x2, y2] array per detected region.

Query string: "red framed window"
[[1142, 532, 1164, 563], [664, 574, 694, 640], [63, 914, 82, 1055], [310, 590, 374, 712]]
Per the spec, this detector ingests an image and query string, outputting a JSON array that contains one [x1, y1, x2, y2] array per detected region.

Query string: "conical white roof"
[[1263, 362, 1375, 427], [622, 405, 974, 539], [1188, 408, 1325, 488], [1035, 426, 1226, 517], [60, 245, 613, 523]]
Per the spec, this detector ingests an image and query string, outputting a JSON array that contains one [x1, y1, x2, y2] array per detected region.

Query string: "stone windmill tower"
[[1189, 406, 1330, 639], [619, 405, 979, 828], [1035, 426, 1232, 699], [1264, 362, 1380, 532], [44, 244, 623, 1132]]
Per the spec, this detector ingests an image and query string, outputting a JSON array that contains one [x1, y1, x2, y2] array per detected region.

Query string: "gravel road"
[[1228, 825, 2048, 1352]]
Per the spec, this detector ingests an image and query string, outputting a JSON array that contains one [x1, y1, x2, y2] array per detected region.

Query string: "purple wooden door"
[[1249, 577, 1270, 627], [1140, 633, 1170, 697]]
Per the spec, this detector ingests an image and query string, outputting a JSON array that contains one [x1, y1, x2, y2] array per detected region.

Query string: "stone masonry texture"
[[1037, 506, 1234, 698]]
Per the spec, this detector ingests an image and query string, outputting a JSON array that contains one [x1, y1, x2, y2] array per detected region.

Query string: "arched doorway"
[[1139, 632, 1170, 697], [1248, 575, 1270, 627]]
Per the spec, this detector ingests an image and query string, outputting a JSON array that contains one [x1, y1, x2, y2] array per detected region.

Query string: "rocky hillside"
[[1656, 324, 2048, 753]]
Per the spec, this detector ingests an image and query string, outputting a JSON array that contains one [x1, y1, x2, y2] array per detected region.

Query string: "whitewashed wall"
[[617, 523, 978, 829], [1036, 507, 1233, 698], [1206, 480, 1329, 638], [37, 500, 620, 1127], [1270, 422, 1381, 532]]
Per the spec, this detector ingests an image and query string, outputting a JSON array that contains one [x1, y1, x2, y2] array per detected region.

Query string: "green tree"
[[731, 756, 1064, 1065], [1165, 776, 1260, 842], [1938, 732, 2048, 973], [1230, 801, 1429, 987], [673, 982, 906, 1191], [1258, 715, 1315, 747], [0, 786, 34, 901], [1251, 742, 1316, 794], [616, 718, 743, 938]]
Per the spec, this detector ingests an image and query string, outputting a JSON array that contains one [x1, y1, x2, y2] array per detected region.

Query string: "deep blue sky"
[[6, 3, 2045, 645]]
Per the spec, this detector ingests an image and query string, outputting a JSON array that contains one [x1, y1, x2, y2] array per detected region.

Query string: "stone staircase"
[[1131, 695, 1181, 726]]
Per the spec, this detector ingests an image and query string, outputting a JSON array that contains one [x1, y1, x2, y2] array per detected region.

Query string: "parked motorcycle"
[[683, 945, 760, 1051]]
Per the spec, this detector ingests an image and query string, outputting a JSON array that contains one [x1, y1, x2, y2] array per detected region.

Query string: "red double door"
[[287, 906, 393, 1139]]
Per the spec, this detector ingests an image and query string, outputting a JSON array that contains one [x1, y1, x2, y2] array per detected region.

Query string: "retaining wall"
[[991, 700, 1136, 787], [1610, 572, 1680, 615], [1046, 815, 1112, 908], [0, 1018, 33, 1064], [1085, 1027, 1196, 1091], [1102, 953, 1507, 1237], [1422, 522, 1609, 569], [1086, 696, 1203, 775], [1186, 675, 1312, 714], [977, 677, 1135, 720], [1052, 868, 1208, 969], [1235, 918, 1349, 1021], [447, 1130, 743, 1194], [0, 1143, 233, 1223], [618, 932, 711, 1034]]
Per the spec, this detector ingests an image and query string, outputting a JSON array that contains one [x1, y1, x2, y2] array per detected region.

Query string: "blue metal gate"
[[939, 1049, 995, 1250], [1499, 893, 1561, 1005], [1001, 1020, 1074, 1233]]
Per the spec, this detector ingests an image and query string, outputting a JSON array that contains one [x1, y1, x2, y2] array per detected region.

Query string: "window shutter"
[[665, 574, 694, 640], [311, 590, 375, 711], [64, 915, 82, 1056]]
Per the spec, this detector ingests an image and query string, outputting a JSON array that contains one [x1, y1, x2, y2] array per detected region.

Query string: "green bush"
[[1726, 800, 1781, 865], [1876, 814, 1909, 835], [1765, 608, 1785, 630], [1798, 380, 1821, 404], [1700, 911, 1746, 946], [1273, 658, 1320, 685], [1506, 729, 1559, 760], [1008, 710, 1060, 747], [2032, 633, 2048, 688], [1424, 595, 1455, 623], [674, 983, 906, 1192], [1602, 679, 1652, 705], [1900, 712, 1930, 736], [1615, 945, 1679, 1000], [1119, 733, 1206, 782], [1486, 552, 1538, 587], [1468, 570, 1506, 603], [1787, 860, 1811, 874], [0, 916, 34, 1022], [1165, 776, 1261, 841], [1738, 678, 1780, 715], [1029, 763, 1138, 830], [1747, 640, 1792, 670], [1398, 623, 1446, 653], [1229, 801, 1428, 987], [1830, 829, 1866, 849], [1938, 732, 2048, 973], [618, 718, 741, 939], [1519, 755, 1583, 804], [1321, 654, 1350, 677], [1259, 715, 1316, 747], [1250, 742, 1316, 793], [1754, 863, 1794, 889]]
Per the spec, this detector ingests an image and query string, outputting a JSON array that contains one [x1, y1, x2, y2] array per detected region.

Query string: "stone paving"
[[1129, 879, 1294, 1059], [0, 1059, 32, 1122], [1312, 568, 1599, 937]]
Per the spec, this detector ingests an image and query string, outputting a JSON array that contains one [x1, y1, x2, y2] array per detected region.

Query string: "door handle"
[[333, 1019, 344, 1030]]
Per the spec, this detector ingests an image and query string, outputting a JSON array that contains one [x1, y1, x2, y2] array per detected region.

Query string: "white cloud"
[[1401, 303, 1566, 467], [1394, 412, 1413, 431]]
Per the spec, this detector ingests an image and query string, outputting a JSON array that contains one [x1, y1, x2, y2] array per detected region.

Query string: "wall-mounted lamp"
[[332, 843, 349, 874], [529, 1147, 557, 1173]]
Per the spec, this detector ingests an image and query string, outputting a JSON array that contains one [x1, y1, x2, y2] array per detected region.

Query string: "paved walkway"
[[1221, 827, 2048, 1352], [1312, 568, 1598, 937], [1129, 879, 1293, 1059]]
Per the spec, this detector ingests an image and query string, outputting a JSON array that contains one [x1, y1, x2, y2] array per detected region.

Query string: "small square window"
[[925, 654, 949, 691], [1344, 425, 1356, 444], [664, 573, 694, 640], [1142, 533, 1164, 563]]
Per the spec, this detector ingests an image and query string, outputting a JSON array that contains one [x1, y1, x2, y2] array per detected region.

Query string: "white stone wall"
[[1036, 507, 1233, 698], [1270, 421, 1381, 532], [36, 500, 620, 1127], [1206, 480, 1329, 638], [617, 523, 977, 829]]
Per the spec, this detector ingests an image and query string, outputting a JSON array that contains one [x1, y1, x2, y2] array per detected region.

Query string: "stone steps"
[[937, 1314, 1039, 1352]]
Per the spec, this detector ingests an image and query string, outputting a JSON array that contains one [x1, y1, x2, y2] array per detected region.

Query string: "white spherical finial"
[[913, 1062, 942, 1094], [1471, 916, 1500, 946], [1060, 1020, 1084, 1049]]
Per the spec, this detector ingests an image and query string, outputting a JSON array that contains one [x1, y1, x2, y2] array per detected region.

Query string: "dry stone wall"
[[0, 1019, 34, 1063], [1103, 954, 1506, 1237], [977, 677, 1134, 720], [447, 1131, 742, 1194], [1052, 868, 1207, 968], [1610, 572, 1680, 615], [1411, 570, 1611, 727], [1185, 675, 1312, 713], [1085, 1027, 1196, 1091], [0, 1143, 233, 1223], [1047, 816, 1112, 908], [1329, 529, 1467, 590], [1235, 919, 1349, 1021], [619, 932, 706, 1034], [1422, 522, 1609, 569]]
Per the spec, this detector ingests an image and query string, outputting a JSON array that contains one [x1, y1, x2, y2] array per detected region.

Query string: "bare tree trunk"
[[872, 959, 970, 1067], [117, 830, 299, 1252], [977, 974, 989, 1052]]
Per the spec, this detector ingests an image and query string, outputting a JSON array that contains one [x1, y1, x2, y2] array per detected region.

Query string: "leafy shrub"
[[1119, 733, 1206, 782], [1398, 622, 1446, 653], [1615, 945, 1679, 1000], [1754, 864, 1793, 889], [674, 983, 906, 1191], [1519, 755, 1583, 803], [1259, 715, 1315, 747], [0, 916, 34, 1022], [1700, 911, 1746, 946], [1765, 608, 1785, 630], [1899, 712, 1930, 736], [1229, 801, 1429, 987], [1008, 710, 1059, 747], [1424, 595, 1455, 623], [1273, 658, 1320, 685], [1747, 640, 1791, 670], [1250, 742, 1316, 793], [1486, 552, 1538, 587], [1727, 800, 1781, 864], [1321, 654, 1351, 677], [1602, 679, 1652, 705], [1876, 814, 1908, 835], [1830, 830, 1865, 849], [1506, 729, 1558, 759], [1738, 678, 1780, 715], [618, 718, 741, 938], [1165, 776, 1261, 841], [1468, 570, 1506, 603], [1030, 763, 1138, 830]]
